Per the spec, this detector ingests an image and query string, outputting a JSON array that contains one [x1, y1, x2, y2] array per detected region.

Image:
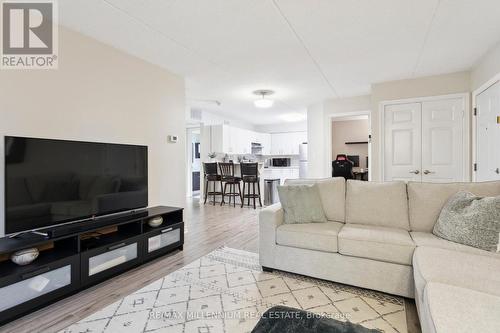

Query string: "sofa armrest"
[[259, 203, 284, 267]]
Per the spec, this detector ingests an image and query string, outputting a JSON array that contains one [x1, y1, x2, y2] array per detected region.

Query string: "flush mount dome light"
[[253, 90, 275, 108]]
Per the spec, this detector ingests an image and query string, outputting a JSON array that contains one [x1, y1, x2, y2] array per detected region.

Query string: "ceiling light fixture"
[[253, 90, 275, 108]]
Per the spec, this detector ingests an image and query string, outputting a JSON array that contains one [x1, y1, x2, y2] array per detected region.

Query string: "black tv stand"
[[0, 205, 184, 325]]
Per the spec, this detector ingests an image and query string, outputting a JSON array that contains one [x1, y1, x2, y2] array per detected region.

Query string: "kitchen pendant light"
[[253, 90, 275, 108]]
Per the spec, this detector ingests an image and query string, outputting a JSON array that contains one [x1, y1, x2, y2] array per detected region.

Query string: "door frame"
[[328, 111, 372, 181], [378, 92, 471, 182], [472, 72, 500, 181], [185, 126, 201, 198]]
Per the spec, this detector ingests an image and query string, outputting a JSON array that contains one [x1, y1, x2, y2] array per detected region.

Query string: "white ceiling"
[[59, 0, 500, 125]]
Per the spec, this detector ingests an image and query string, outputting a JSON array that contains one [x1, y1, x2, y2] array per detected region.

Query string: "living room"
[[1, 1, 500, 333]]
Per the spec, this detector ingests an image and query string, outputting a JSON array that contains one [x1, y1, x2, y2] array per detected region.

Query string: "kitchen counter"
[[263, 166, 299, 169]]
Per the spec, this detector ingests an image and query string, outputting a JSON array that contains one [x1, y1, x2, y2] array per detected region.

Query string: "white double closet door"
[[384, 97, 466, 182], [476, 81, 500, 181]]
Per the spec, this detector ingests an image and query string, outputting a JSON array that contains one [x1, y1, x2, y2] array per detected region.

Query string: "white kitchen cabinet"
[[211, 124, 231, 153], [260, 133, 271, 155], [211, 125, 301, 156], [271, 132, 307, 155]]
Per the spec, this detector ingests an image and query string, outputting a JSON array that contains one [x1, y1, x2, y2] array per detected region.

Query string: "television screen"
[[5, 136, 148, 234]]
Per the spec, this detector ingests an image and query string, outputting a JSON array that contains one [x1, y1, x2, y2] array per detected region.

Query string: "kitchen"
[[201, 124, 307, 205]]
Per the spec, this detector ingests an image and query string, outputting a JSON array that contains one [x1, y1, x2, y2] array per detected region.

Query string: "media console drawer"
[[144, 222, 184, 259], [81, 236, 142, 286], [0, 254, 80, 323]]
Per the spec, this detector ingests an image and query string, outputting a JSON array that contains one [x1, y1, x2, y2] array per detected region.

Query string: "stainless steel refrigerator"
[[299, 142, 308, 178]]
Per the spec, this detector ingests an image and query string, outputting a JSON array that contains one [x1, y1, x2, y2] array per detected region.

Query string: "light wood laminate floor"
[[1, 199, 421, 333]]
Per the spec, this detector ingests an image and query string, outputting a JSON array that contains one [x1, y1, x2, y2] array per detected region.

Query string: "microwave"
[[271, 158, 291, 167]]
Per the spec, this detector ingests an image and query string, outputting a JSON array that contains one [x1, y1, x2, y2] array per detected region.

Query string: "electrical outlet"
[[168, 135, 178, 143]]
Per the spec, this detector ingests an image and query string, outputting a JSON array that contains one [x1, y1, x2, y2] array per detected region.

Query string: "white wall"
[[200, 110, 256, 131], [471, 42, 500, 91], [332, 119, 369, 168], [255, 121, 307, 133], [307, 72, 471, 180], [0, 27, 186, 236], [307, 103, 325, 178], [307, 96, 371, 178]]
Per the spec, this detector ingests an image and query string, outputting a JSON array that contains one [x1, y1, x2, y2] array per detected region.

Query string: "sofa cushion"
[[408, 181, 500, 232], [338, 224, 415, 265], [424, 282, 500, 333], [410, 232, 500, 259], [285, 178, 345, 222], [413, 247, 500, 306], [433, 191, 500, 252], [278, 184, 327, 224], [276, 222, 343, 253], [345, 180, 410, 230]]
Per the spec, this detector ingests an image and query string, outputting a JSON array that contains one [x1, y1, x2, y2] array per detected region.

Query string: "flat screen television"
[[4, 136, 148, 235]]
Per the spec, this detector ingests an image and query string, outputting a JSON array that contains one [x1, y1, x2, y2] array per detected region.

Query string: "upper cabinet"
[[210, 125, 272, 155], [209, 125, 306, 156], [271, 131, 307, 155]]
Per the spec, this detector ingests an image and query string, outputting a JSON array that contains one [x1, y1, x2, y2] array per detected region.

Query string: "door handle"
[[108, 242, 127, 251], [409, 170, 420, 174], [495, 168, 500, 174], [161, 227, 173, 233], [21, 266, 50, 280], [423, 170, 435, 175]]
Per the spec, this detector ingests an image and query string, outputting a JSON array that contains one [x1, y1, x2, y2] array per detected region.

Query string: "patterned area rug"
[[61, 247, 407, 333]]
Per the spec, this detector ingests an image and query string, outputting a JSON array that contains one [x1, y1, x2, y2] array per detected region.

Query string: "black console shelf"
[[0, 205, 184, 325]]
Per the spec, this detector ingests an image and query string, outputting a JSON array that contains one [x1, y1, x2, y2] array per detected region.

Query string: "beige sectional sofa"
[[259, 178, 500, 333]]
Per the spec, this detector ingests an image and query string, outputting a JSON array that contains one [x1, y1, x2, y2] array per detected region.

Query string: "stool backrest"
[[219, 162, 235, 177], [241, 162, 258, 176], [203, 162, 218, 175]]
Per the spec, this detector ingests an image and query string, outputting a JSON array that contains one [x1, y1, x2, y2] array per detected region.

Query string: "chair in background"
[[240, 162, 262, 209], [332, 154, 354, 179], [203, 162, 223, 205], [219, 162, 242, 207]]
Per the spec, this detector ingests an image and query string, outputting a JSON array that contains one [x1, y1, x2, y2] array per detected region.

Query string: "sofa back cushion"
[[346, 180, 410, 230], [408, 181, 500, 232], [284, 178, 345, 222]]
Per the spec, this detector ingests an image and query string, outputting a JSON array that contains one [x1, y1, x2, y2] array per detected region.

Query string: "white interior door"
[[384, 103, 422, 181], [421, 98, 465, 182], [476, 81, 500, 181]]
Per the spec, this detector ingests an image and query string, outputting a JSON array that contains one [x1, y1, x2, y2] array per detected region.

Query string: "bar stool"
[[241, 162, 262, 209], [219, 162, 242, 207], [203, 162, 223, 205]]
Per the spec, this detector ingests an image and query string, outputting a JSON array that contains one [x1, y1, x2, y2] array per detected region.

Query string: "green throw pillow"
[[433, 191, 500, 252], [277, 184, 327, 224]]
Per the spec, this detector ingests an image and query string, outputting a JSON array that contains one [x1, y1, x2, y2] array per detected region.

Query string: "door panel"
[[476, 81, 500, 181], [384, 103, 422, 181], [422, 98, 464, 182]]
